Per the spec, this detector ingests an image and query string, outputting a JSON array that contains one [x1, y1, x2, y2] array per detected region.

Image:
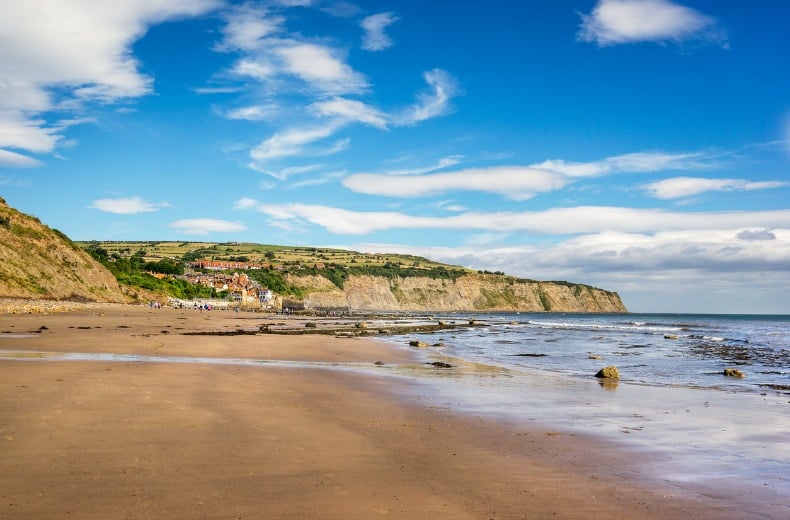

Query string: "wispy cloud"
[[341, 149, 726, 200], [254, 203, 790, 235], [215, 3, 284, 52], [434, 199, 467, 212], [343, 166, 568, 200], [645, 176, 788, 199], [396, 69, 459, 125], [0, 0, 220, 157], [275, 43, 369, 94], [311, 98, 389, 128], [533, 151, 718, 177], [382, 156, 464, 176], [192, 86, 245, 95], [0, 148, 43, 168], [169, 218, 246, 235], [360, 12, 399, 51], [224, 104, 280, 121], [233, 197, 259, 210], [249, 121, 348, 168], [578, 0, 727, 47], [88, 196, 171, 215], [287, 170, 346, 189], [217, 3, 368, 96], [211, 4, 460, 174]]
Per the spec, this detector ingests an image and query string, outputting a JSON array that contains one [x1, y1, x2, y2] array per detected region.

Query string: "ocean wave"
[[526, 320, 682, 333]]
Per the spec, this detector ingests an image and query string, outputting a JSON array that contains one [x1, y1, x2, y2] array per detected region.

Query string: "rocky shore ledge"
[[0, 298, 122, 315]]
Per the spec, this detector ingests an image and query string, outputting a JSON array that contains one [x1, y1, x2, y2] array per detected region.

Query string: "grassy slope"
[[75, 241, 473, 272]]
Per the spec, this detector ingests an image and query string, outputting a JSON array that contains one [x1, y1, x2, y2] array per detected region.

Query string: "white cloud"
[[343, 165, 569, 199], [216, 3, 284, 52], [169, 218, 246, 235], [254, 203, 790, 236], [396, 69, 459, 125], [231, 58, 277, 80], [578, 0, 726, 47], [224, 104, 279, 121], [249, 121, 348, 169], [233, 197, 260, 210], [275, 43, 368, 94], [360, 12, 399, 51], [383, 156, 464, 176], [88, 196, 170, 214], [646, 176, 788, 199], [192, 86, 245, 95], [287, 170, 346, 189], [311, 98, 389, 128], [340, 150, 721, 200], [0, 149, 44, 168], [320, 2, 361, 18], [0, 0, 220, 157], [532, 151, 716, 177], [435, 199, 467, 212], [0, 110, 62, 154]]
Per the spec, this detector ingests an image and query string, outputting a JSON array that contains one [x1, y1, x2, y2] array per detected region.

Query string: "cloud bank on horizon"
[[0, 0, 788, 313]]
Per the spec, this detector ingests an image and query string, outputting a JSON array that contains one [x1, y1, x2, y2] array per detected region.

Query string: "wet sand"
[[0, 306, 752, 518]]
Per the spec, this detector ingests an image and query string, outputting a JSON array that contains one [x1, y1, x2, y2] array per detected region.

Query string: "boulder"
[[664, 334, 679, 340], [305, 322, 317, 328], [723, 368, 745, 378], [426, 361, 453, 368], [595, 365, 620, 379], [409, 340, 430, 348], [355, 321, 368, 329]]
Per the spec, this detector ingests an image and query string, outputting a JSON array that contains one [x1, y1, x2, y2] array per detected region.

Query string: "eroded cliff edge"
[[0, 198, 128, 303], [287, 273, 627, 313]]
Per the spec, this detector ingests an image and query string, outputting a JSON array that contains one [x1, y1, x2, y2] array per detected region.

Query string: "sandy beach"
[[0, 305, 757, 519]]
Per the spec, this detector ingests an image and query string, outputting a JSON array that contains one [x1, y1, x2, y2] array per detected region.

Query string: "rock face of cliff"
[[287, 273, 627, 313], [0, 198, 128, 303]]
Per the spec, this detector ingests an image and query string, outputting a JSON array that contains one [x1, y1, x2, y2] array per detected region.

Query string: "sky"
[[1, 0, 789, 314]]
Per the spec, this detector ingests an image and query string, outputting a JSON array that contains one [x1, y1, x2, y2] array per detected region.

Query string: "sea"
[[390, 312, 790, 515], [401, 312, 790, 395]]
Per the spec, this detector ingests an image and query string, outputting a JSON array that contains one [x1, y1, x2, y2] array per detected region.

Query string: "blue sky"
[[1, 0, 789, 313]]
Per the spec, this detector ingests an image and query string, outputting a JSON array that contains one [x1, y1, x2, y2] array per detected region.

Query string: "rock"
[[438, 320, 448, 327], [595, 365, 620, 379], [426, 361, 453, 368], [588, 355, 603, 360], [305, 322, 317, 328], [409, 340, 430, 348], [723, 368, 745, 378], [664, 334, 679, 340], [374, 361, 385, 366], [355, 321, 368, 329], [509, 321, 519, 325]]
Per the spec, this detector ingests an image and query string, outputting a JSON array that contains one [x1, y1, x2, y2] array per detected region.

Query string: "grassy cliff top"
[[75, 240, 475, 273]]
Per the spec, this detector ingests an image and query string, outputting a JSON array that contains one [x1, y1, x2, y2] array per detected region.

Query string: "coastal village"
[[174, 260, 294, 311]]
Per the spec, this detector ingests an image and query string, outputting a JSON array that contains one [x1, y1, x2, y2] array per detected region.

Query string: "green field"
[[76, 241, 473, 272]]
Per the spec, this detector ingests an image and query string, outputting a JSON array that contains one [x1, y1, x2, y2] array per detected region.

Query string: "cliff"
[[0, 198, 128, 303], [286, 273, 627, 313]]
